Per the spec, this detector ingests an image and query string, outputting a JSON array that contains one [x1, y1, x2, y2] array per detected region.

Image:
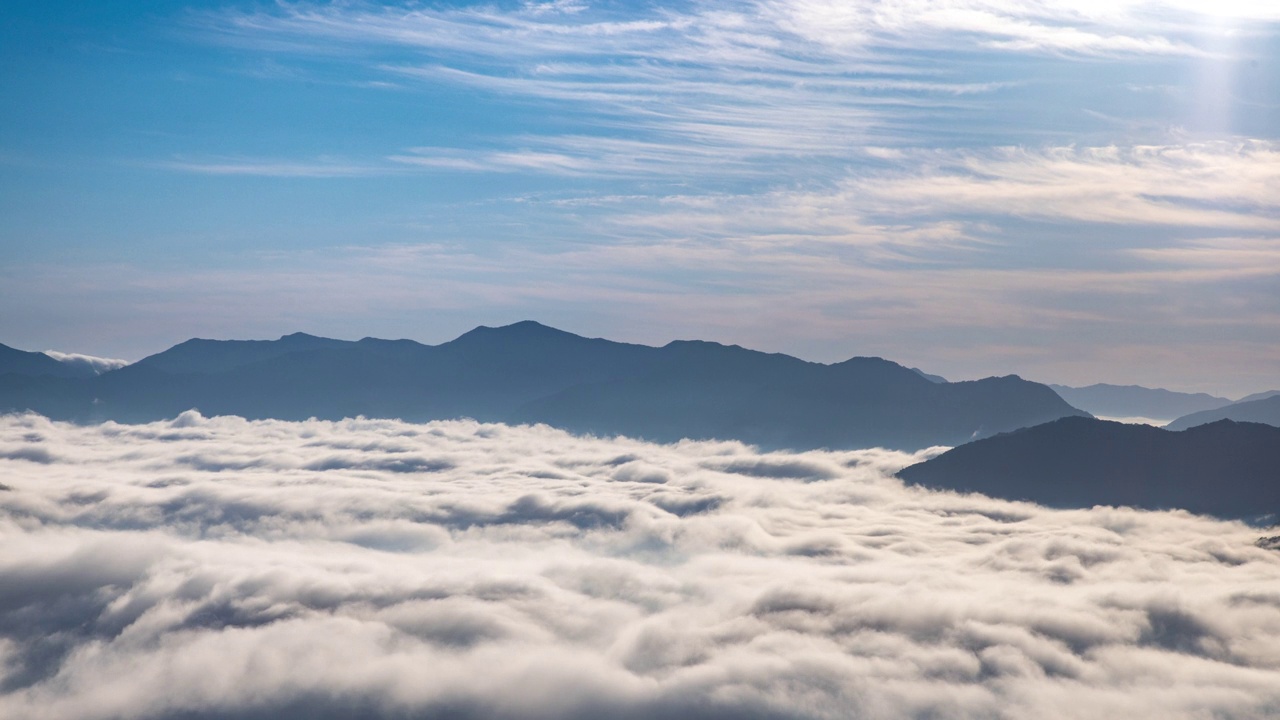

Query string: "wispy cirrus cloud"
[[178, 0, 1279, 183], [1129, 236, 1280, 269], [205, 1, 1268, 63], [848, 141, 1280, 230], [189, 0, 1027, 171], [153, 156, 395, 178], [15, 1, 1276, 395], [389, 146, 598, 175], [579, 142, 1280, 263]]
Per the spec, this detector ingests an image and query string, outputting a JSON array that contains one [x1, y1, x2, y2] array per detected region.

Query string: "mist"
[[1, 411, 1278, 719]]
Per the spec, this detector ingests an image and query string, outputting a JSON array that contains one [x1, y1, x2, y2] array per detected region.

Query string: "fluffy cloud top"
[[1, 412, 1278, 719], [41, 351, 129, 376]]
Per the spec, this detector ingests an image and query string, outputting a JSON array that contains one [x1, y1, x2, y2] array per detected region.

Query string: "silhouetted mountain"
[[1165, 395, 1280, 431], [0, 322, 1088, 450], [1237, 390, 1280, 404], [911, 367, 947, 383], [1047, 383, 1231, 421], [517, 348, 1085, 449], [897, 416, 1280, 520], [0, 343, 96, 379], [136, 332, 356, 374]]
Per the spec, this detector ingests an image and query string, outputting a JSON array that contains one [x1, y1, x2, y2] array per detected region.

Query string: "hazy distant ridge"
[[1047, 383, 1232, 421], [1166, 395, 1280, 432], [0, 321, 1087, 451]]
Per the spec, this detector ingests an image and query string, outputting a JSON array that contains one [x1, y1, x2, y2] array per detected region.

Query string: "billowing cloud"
[[40, 351, 129, 375], [1, 411, 1278, 719]]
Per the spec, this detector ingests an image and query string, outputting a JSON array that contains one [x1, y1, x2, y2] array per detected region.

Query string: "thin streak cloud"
[[192, 1, 1026, 168], [153, 157, 395, 178], [205, 1, 1265, 61], [848, 141, 1280, 230], [182, 2, 1280, 185]]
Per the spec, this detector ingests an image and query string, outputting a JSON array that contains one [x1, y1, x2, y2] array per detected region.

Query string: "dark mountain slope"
[[135, 332, 356, 374], [1047, 383, 1231, 420], [0, 323, 667, 422], [1166, 395, 1280, 431], [0, 343, 96, 379], [426, 321, 665, 413], [0, 322, 1087, 451], [514, 345, 1086, 450], [175, 322, 665, 423], [911, 367, 947, 383], [0, 373, 93, 418], [897, 417, 1280, 519]]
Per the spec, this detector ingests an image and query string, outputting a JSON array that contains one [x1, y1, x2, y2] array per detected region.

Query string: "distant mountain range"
[[1043, 382, 1280, 431], [897, 417, 1280, 521], [7, 324, 1278, 519], [0, 321, 1088, 451], [1238, 390, 1280, 404], [1166, 394, 1280, 432], [1046, 383, 1232, 421]]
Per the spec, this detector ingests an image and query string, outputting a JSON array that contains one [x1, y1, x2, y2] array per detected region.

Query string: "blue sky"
[[1, 0, 1277, 396]]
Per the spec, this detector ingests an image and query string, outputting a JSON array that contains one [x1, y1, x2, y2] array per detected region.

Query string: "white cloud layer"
[[40, 351, 129, 375], [1, 412, 1278, 719]]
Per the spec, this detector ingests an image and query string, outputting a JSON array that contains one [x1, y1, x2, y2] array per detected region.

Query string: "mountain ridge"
[[1166, 395, 1280, 432], [0, 343, 100, 380], [0, 322, 1088, 451], [1046, 382, 1232, 421], [897, 416, 1280, 520]]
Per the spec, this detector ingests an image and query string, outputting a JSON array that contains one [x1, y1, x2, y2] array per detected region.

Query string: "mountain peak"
[[137, 332, 353, 375], [450, 321, 588, 346], [898, 415, 1280, 520], [486, 320, 563, 335], [504, 320, 553, 330]]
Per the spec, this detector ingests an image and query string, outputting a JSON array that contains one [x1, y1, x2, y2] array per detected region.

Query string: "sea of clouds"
[[1, 411, 1278, 720]]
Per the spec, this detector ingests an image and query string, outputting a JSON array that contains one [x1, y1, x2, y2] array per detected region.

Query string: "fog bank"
[[1, 412, 1278, 719]]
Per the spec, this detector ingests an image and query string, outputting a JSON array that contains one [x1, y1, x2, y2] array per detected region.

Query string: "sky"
[[0, 0, 1277, 396], [2, 412, 1279, 718]]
